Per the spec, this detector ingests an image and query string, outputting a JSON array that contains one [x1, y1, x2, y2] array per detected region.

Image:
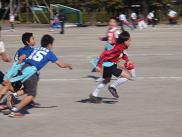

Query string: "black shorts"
[[0, 71, 4, 84], [23, 73, 39, 97], [103, 64, 122, 79]]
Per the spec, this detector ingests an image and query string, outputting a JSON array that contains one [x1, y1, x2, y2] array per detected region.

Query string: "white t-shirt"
[[147, 12, 154, 20], [131, 13, 137, 20], [0, 41, 5, 53], [119, 14, 127, 21], [9, 15, 15, 22], [168, 10, 177, 18]]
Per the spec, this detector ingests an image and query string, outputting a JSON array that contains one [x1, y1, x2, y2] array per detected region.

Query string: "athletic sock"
[[130, 69, 136, 78], [92, 82, 106, 97], [12, 93, 18, 99], [110, 77, 128, 89]]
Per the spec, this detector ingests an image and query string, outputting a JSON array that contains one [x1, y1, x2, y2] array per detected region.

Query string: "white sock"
[[130, 69, 136, 78], [92, 82, 106, 97], [110, 77, 128, 89], [13, 93, 18, 99]]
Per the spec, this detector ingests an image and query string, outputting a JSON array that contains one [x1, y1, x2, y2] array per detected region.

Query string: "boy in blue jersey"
[[0, 32, 35, 99], [1, 34, 72, 117], [3, 32, 35, 81], [0, 33, 36, 110]]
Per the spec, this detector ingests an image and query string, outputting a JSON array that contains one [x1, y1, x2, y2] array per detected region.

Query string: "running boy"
[[89, 31, 134, 103]]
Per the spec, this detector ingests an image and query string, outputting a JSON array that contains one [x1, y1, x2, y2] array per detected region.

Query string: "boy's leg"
[[10, 73, 38, 117], [15, 95, 34, 111], [0, 81, 12, 100], [0, 70, 4, 84], [90, 66, 112, 102], [108, 66, 131, 98]]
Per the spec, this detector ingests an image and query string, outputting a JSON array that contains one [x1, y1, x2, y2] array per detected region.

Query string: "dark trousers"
[[60, 21, 65, 34]]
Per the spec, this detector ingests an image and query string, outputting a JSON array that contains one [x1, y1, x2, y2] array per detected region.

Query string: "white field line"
[[40, 76, 182, 82]]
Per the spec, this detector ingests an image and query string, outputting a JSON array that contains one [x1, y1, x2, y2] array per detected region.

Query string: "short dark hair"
[[117, 31, 130, 44], [41, 34, 54, 48], [22, 32, 33, 45], [109, 17, 119, 22]]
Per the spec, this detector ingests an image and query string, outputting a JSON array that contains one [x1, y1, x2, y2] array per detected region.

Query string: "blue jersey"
[[14, 45, 34, 61], [25, 47, 58, 71]]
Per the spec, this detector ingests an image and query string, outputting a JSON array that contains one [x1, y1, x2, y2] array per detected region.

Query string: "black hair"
[[117, 31, 130, 44], [109, 17, 119, 22], [41, 34, 54, 48], [22, 32, 33, 45]]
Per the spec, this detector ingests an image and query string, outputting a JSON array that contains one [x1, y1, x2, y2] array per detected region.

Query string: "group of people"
[[119, 9, 178, 30], [0, 33, 72, 117], [0, 17, 136, 118], [90, 17, 136, 103]]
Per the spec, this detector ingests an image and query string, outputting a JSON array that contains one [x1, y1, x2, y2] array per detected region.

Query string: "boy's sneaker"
[[6, 93, 16, 109], [108, 86, 119, 98], [8, 111, 25, 118], [89, 94, 102, 103], [91, 67, 96, 72], [96, 77, 104, 82]]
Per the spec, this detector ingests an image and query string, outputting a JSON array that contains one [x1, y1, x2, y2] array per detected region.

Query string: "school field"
[[0, 25, 182, 137]]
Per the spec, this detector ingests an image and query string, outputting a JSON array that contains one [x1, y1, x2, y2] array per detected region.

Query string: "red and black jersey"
[[97, 43, 129, 68]]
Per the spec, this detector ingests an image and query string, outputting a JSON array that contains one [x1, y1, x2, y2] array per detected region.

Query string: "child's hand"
[[125, 61, 135, 70]]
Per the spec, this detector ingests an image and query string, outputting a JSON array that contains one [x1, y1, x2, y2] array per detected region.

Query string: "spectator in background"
[[138, 14, 147, 30], [119, 13, 133, 31], [50, 12, 61, 32], [147, 11, 155, 27], [9, 13, 15, 31], [168, 9, 177, 25], [131, 12, 137, 29], [58, 10, 66, 34]]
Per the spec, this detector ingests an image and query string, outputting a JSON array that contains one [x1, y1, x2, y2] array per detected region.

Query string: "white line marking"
[[40, 77, 182, 82]]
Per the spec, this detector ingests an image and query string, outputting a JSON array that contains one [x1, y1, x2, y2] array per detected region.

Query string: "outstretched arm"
[[55, 60, 72, 70]]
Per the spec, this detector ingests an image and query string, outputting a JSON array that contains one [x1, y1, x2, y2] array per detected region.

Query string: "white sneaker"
[[96, 77, 104, 82]]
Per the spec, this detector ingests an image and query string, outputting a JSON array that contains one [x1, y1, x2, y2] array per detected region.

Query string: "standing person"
[[131, 12, 137, 29], [9, 13, 15, 31], [147, 11, 155, 27], [138, 14, 148, 30], [119, 13, 133, 31], [168, 9, 177, 25], [58, 10, 66, 34]]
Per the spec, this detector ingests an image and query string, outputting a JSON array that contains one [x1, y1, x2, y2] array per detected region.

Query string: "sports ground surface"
[[0, 25, 182, 137]]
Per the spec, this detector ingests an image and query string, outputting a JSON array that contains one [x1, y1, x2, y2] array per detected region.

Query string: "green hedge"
[[20, 12, 50, 24], [19, 11, 111, 24]]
